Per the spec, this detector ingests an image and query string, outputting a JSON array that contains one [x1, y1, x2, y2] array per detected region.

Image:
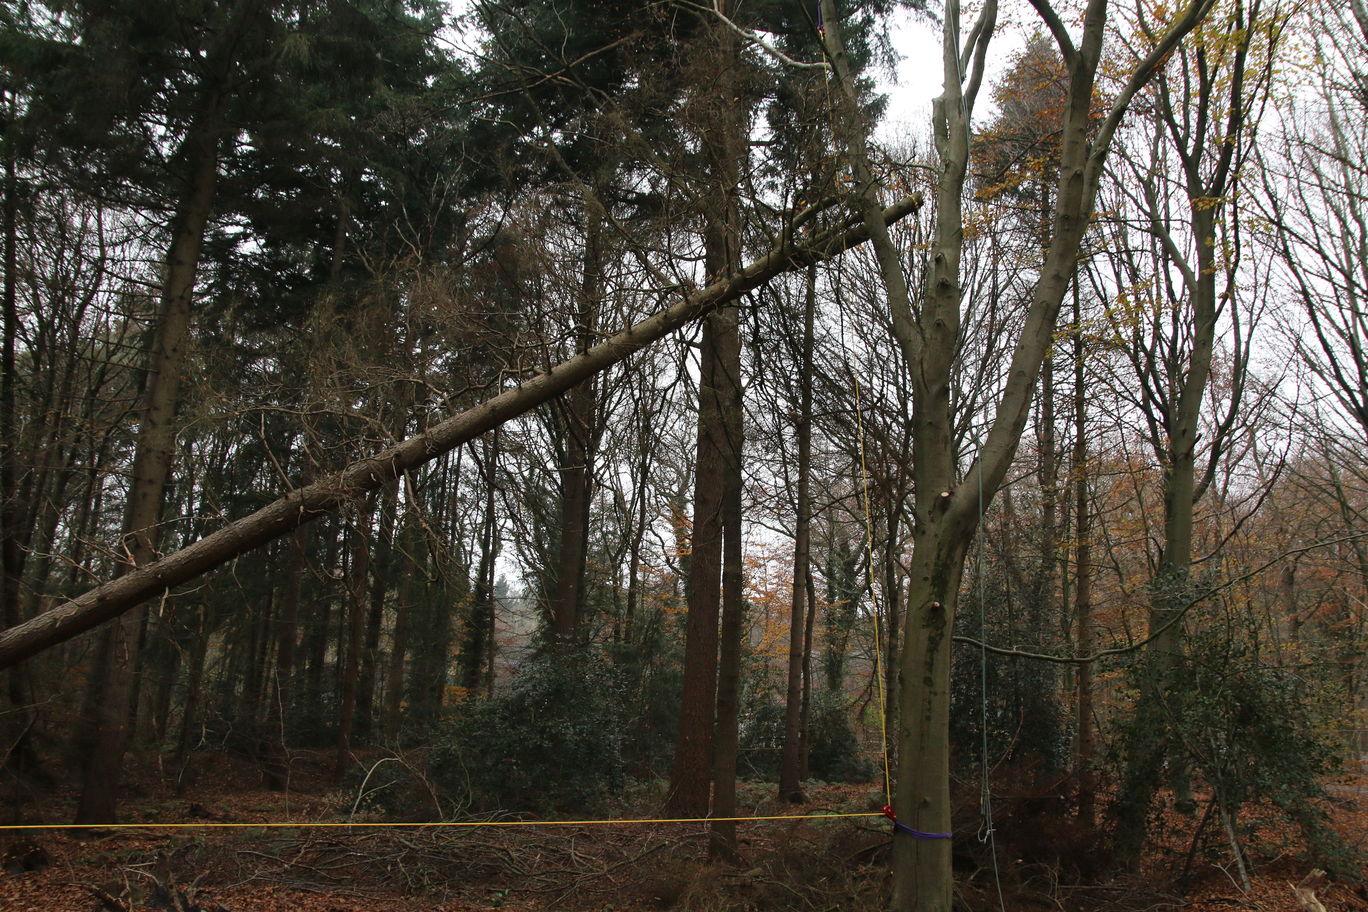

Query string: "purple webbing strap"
[[892, 820, 954, 840], [882, 805, 952, 840]]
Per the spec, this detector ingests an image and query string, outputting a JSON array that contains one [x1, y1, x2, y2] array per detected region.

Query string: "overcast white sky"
[[875, 4, 1029, 143], [445, 1, 1021, 145], [877, 6, 944, 141]]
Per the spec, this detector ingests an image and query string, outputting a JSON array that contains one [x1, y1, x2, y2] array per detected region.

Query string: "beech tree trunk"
[[819, 0, 1211, 902], [1111, 7, 1263, 853]]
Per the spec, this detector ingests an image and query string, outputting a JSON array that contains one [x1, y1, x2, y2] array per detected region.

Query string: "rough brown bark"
[[173, 604, 209, 788], [383, 497, 419, 740], [779, 266, 816, 803], [464, 431, 499, 694], [1072, 289, 1096, 826], [75, 94, 223, 824], [356, 486, 397, 739], [667, 5, 750, 829], [549, 207, 603, 643], [335, 504, 372, 781], [709, 303, 744, 861], [665, 316, 725, 819], [264, 525, 309, 790], [0, 103, 36, 778]]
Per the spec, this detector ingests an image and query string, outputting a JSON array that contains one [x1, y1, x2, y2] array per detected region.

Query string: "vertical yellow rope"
[[853, 375, 893, 807]]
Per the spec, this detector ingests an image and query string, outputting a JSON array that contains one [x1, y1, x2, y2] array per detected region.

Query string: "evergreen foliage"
[[740, 691, 873, 783], [1117, 610, 1360, 876], [430, 651, 626, 814]]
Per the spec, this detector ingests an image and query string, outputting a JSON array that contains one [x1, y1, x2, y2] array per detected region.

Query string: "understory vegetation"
[[0, 0, 1365, 908]]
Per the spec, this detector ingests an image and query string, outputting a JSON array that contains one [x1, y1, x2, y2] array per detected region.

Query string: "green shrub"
[[340, 755, 441, 821], [429, 651, 626, 814], [807, 691, 875, 783], [739, 692, 873, 783], [1164, 625, 1357, 875]]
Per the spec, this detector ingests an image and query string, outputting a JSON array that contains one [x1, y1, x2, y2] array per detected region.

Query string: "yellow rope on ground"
[[0, 812, 884, 832]]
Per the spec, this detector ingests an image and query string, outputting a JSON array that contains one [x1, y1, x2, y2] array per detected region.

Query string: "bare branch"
[[0, 194, 923, 669]]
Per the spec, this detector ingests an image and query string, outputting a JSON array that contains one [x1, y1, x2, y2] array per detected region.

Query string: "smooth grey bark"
[[818, 0, 1213, 903]]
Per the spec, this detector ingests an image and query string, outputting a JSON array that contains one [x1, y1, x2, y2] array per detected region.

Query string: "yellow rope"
[[853, 374, 893, 807], [0, 812, 884, 832], [818, 21, 894, 810]]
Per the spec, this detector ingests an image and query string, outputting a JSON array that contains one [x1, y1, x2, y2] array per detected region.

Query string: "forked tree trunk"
[[668, 5, 749, 832], [1112, 3, 1263, 847], [819, 0, 1211, 902], [709, 305, 744, 860]]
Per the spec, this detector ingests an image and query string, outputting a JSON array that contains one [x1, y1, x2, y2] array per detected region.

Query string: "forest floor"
[[1, 753, 1366, 912]]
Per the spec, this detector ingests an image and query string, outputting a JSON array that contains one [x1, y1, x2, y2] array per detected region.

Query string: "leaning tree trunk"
[[0, 195, 922, 671]]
